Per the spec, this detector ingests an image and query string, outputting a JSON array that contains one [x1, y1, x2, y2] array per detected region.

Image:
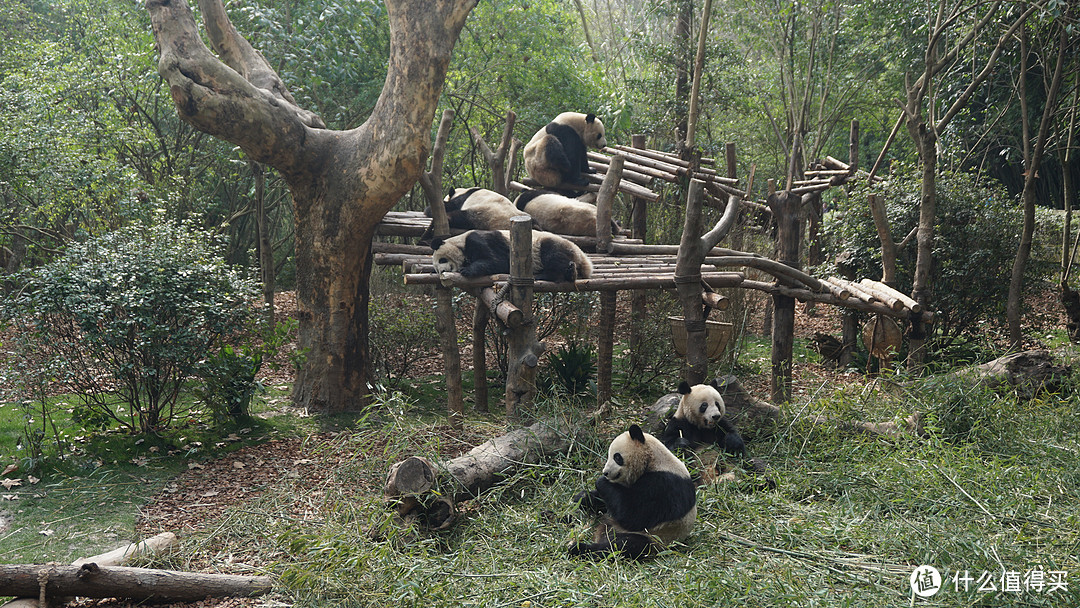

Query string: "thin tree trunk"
[[252, 162, 275, 326], [1007, 23, 1067, 347]]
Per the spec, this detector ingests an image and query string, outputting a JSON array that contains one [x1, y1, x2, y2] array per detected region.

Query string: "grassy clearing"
[[0, 385, 299, 564], [134, 368, 1080, 608]]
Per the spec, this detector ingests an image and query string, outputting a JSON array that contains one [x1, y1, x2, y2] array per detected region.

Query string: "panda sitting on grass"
[[660, 380, 746, 456], [568, 425, 697, 560]]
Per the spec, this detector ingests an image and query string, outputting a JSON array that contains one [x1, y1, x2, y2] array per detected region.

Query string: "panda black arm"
[[571, 481, 607, 515], [594, 472, 695, 532], [718, 418, 747, 455], [458, 231, 510, 277], [660, 417, 698, 452]]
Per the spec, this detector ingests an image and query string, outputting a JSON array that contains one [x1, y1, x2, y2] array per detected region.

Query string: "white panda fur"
[[569, 424, 697, 559], [430, 229, 592, 283], [523, 112, 607, 188], [514, 190, 620, 236], [425, 187, 521, 231], [661, 380, 746, 455]]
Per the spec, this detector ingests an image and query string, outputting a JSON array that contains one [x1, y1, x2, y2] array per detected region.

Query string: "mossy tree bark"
[[146, 0, 477, 413]]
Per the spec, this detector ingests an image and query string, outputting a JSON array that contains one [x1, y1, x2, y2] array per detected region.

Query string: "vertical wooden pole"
[[676, 179, 708, 385], [849, 119, 859, 171], [597, 291, 616, 408], [595, 155, 624, 254], [628, 135, 648, 374], [472, 301, 489, 412], [505, 216, 539, 420], [419, 109, 464, 428], [768, 190, 801, 403], [761, 179, 777, 337]]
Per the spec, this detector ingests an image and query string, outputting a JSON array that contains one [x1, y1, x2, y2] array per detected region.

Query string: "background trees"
[[1, 0, 1078, 406]]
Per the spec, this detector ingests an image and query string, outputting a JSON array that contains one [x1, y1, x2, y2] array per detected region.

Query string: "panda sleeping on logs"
[[523, 112, 607, 189], [425, 187, 521, 232], [569, 425, 697, 560], [660, 380, 746, 456], [515, 190, 621, 237], [430, 229, 592, 283]]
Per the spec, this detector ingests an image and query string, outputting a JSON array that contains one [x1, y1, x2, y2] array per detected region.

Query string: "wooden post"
[[469, 111, 517, 196], [761, 179, 777, 336], [768, 190, 802, 403], [505, 217, 540, 419], [676, 180, 709, 384], [597, 291, 616, 408], [472, 302, 489, 412], [595, 154, 624, 254], [868, 193, 897, 285], [628, 135, 649, 374], [849, 119, 859, 171], [418, 109, 463, 428]]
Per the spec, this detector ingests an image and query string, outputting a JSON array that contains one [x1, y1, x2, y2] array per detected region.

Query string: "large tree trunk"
[[146, 0, 477, 413]]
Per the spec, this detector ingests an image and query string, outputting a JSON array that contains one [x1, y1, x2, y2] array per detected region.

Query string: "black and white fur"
[[523, 112, 607, 188], [425, 188, 521, 231], [515, 190, 620, 236], [661, 380, 746, 456], [570, 425, 697, 559], [430, 229, 592, 283]]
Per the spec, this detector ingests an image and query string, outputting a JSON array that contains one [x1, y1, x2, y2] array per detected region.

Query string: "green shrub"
[[1, 221, 258, 434], [821, 168, 1048, 342]]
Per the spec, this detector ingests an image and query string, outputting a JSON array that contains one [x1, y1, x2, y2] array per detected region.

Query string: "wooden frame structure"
[[374, 113, 927, 418]]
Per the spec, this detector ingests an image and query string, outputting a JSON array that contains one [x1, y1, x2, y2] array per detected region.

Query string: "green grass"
[[0, 384, 303, 564], [4, 359, 1080, 607]]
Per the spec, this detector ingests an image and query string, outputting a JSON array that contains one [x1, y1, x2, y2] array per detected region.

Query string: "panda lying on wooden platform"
[[514, 190, 621, 236], [430, 229, 592, 283], [569, 425, 696, 560]]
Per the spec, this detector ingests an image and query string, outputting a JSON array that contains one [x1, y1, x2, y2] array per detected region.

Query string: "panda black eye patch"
[[439, 257, 448, 264], [613, 453, 624, 466], [699, 403, 708, 413]]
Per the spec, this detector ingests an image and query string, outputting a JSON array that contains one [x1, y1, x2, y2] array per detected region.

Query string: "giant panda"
[[523, 112, 608, 188], [569, 424, 697, 560], [660, 380, 746, 456], [515, 190, 620, 236], [425, 187, 521, 231], [430, 229, 592, 283]]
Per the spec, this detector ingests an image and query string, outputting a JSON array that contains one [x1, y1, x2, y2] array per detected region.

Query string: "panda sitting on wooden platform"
[[523, 112, 607, 189], [660, 380, 746, 456], [569, 425, 696, 560], [430, 229, 592, 283]]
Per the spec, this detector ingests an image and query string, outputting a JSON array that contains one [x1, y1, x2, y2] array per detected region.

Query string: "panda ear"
[[677, 381, 692, 395], [708, 377, 722, 391], [585, 113, 596, 123], [628, 425, 646, 444], [446, 188, 456, 198], [431, 236, 446, 251]]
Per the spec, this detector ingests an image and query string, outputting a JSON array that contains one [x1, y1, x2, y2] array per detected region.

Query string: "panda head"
[[676, 381, 726, 429], [582, 113, 607, 149], [430, 235, 464, 277], [602, 424, 672, 487]]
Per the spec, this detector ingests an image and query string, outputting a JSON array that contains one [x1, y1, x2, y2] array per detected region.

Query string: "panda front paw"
[[724, 433, 746, 456]]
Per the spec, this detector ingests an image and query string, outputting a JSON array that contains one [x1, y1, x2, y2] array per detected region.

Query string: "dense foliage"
[[821, 169, 1057, 342], [1, 222, 258, 434]]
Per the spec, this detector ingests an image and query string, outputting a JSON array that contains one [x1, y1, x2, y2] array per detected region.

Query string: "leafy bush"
[[821, 169, 1048, 342], [369, 296, 439, 389], [1, 221, 258, 434], [542, 341, 597, 398]]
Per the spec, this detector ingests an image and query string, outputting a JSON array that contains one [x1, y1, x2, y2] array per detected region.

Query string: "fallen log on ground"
[[951, 349, 1072, 399], [0, 564, 271, 602], [1, 531, 179, 608], [386, 416, 590, 529]]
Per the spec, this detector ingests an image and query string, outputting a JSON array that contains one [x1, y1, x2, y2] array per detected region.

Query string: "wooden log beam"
[[479, 286, 523, 328], [595, 155, 623, 254], [0, 565, 272, 602], [403, 272, 745, 291]]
